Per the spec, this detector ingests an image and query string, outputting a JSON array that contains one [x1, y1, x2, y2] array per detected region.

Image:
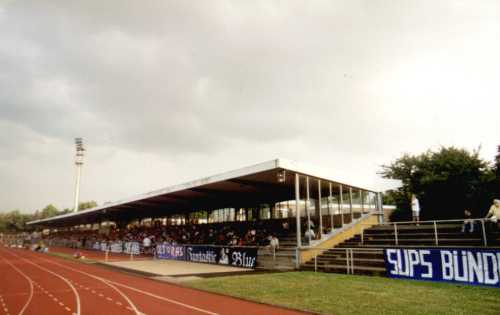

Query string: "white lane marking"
[[105, 279, 218, 315], [38, 257, 142, 315], [116, 302, 122, 306], [65, 307, 71, 311], [0, 252, 35, 315], [40, 255, 218, 315], [4, 249, 81, 315], [106, 297, 113, 301]]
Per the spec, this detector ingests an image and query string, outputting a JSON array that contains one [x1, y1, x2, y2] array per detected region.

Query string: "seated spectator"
[[485, 199, 500, 229], [461, 209, 474, 233], [304, 228, 315, 244]]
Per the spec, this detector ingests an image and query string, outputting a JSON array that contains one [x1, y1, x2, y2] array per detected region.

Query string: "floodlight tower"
[[73, 138, 85, 212]]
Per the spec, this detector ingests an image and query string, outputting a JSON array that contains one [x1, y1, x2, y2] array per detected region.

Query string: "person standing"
[[461, 209, 474, 233], [411, 194, 421, 224]]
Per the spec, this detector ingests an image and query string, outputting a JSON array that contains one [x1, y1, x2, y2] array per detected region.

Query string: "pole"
[[481, 220, 488, 247], [295, 173, 302, 249], [394, 223, 399, 245], [306, 176, 311, 244], [433, 221, 439, 246], [329, 182, 333, 231], [349, 187, 353, 222], [317, 179, 323, 238], [339, 185, 344, 227], [360, 190, 364, 213], [73, 138, 84, 213], [74, 164, 82, 212]]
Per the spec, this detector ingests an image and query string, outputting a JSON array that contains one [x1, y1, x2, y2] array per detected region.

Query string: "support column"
[[295, 173, 302, 247], [329, 182, 333, 231], [360, 190, 364, 213], [317, 179, 323, 238], [306, 176, 311, 243], [339, 184, 344, 226], [377, 192, 384, 223], [349, 187, 354, 221]]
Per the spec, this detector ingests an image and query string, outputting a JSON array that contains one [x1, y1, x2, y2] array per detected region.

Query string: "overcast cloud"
[[1, 0, 499, 212]]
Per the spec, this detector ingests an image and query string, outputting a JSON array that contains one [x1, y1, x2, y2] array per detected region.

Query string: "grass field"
[[187, 272, 500, 315]]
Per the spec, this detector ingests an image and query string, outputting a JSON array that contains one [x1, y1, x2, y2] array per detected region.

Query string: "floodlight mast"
[[74, 138, 85, 212]]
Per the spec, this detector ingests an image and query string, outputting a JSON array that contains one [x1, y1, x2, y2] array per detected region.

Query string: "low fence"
[[304, 247, 383, 274]]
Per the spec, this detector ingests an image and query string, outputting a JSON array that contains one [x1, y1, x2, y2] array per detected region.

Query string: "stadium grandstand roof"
[[27, 159, 379, 227]]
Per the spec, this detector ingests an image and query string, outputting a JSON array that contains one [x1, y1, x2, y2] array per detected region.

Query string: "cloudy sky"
[[1, 0, 499, 213]]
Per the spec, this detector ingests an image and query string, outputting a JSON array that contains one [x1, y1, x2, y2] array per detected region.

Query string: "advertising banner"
[[109, 241, 123, 253], [123, 241, 141, 255], [156, 244, 186, 260], [155, 245, 258, 269], [384, 248, 500, 287]]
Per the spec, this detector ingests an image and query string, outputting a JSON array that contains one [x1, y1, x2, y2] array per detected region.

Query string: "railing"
[[360, 218, 492, 247], [304, 247, 383, 274]]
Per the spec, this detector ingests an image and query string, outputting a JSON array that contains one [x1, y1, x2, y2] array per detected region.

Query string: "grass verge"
[[187, 271, 500, 315]]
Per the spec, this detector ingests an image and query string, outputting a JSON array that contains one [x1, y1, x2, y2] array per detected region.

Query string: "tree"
[[78, 201, 98, 211], [39, 204, 59, 219], [381, 146, 492, 220], [0, 210, 33, 232]]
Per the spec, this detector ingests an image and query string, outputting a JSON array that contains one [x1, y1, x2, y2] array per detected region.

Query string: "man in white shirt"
[[411, 194, 420, 224], [143, 236, 151, 254], [304, 228, 315, 244]]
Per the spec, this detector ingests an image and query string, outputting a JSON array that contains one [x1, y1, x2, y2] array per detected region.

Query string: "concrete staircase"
[[257, 234, 297, 270], [302, 222, 500, 275]]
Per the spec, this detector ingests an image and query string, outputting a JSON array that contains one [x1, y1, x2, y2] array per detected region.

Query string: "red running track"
[[0, 246, 309, 315]]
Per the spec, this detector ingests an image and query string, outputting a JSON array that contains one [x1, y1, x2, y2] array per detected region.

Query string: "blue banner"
[[156, 244, 186, 260], [384, 248, 500, 287], [155, 244, 258, 268]]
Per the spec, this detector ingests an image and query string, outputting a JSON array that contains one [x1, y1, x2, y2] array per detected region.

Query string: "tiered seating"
[[302, 222, 500, 275]]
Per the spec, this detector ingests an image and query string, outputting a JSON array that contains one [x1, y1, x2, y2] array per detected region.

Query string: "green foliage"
[[78, 201, 98, 211], [0, 210, 33, 232], [39, 204, 59, 219], [381, 146, 498, 220], [0, 200, 98, 232]]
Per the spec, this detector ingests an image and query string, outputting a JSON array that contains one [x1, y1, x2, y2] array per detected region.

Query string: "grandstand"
[[26, 159, 383, 270]]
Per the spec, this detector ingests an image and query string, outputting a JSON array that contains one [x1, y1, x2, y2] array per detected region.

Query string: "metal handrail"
[[306, 247, 383, 274], [377, 217, 488, 225], [360, 218, 492, 247]]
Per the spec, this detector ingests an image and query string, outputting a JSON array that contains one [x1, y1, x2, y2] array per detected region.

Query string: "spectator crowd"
[[41, 219, 294, 254]]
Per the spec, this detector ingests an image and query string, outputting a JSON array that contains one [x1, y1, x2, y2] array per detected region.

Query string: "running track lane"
[[4, 247, 309, 315], [2, 248, 143, 315], [0, 248, 78, 315], [0, 254, 33, 315]]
